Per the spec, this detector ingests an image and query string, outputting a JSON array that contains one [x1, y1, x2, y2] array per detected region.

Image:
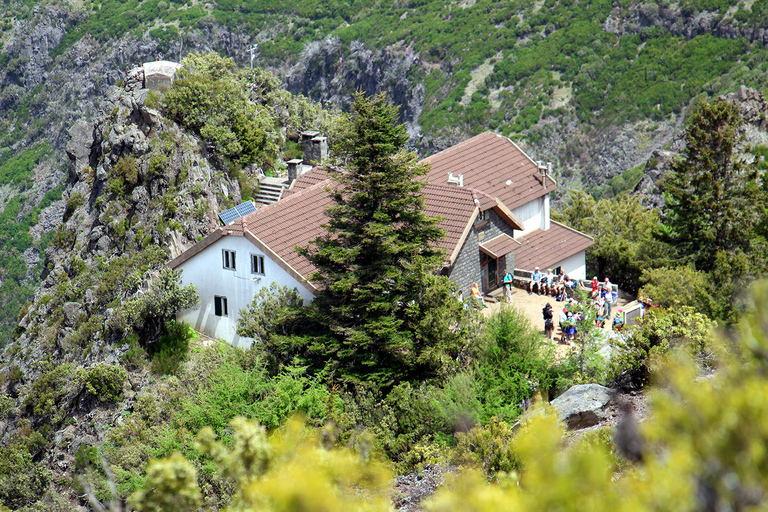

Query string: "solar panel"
[[218, 200, 258, 225]]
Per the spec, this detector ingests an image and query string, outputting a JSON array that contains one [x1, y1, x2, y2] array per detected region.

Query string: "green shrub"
[[611, 306, 715, 386], [63, 192, 84, 221], [453, 417, 522, 477], [113, 154, 139, 186], [148, 320, 195, 375], [25, 363, 76, 421], [471, 305, 555, 422], [83, 363, 127, 403], [0, 433, 52, 509]]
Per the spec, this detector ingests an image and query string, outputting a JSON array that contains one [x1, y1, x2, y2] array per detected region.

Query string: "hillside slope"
[[0, 0, 767, 343]]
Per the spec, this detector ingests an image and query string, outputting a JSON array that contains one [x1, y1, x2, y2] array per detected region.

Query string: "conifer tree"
[[299, 92, 463, 384], [660, 98, 762, 273]]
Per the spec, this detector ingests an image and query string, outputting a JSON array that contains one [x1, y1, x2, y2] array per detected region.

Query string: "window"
[[222, 249, 236, 270], [478, 210, 490, 221], [214, 296, 228, 317], [251, 254, 265, 274]]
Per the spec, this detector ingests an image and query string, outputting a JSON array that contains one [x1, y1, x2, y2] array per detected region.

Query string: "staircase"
[[255, 178, 287, 206]]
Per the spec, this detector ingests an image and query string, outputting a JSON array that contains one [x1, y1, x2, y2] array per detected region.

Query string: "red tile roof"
[[423, 131, 556, 210], [479, 234, 520, 259], [284, 166, 328, 197], [512, 221, 594, 271], [236, 181, 334, 279]]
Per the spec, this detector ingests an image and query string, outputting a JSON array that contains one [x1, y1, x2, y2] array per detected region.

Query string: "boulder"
[[62, 302, 85, 328], [551, 384, 616, 430], [66, 119, 94, 170]]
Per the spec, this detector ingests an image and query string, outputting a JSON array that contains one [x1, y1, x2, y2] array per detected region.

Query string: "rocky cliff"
[[0, 74, 245, 509], [633, 85, 768, 207]]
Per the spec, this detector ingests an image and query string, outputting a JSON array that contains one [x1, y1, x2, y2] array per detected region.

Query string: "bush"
[[63, 192, 84, 221], [83, 363, 127, 403], [611, 306, 715, 387], [25, 364, 76, 422], [471, 305, 555, 421], [237, 283, 308, 346], [453, 417, 522, 477], [148, 320, 195, 375]]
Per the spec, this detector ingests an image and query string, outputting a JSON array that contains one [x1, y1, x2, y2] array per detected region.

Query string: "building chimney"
[[287, 159, 303, 184], [447, 172, 464, 187], [301, 131, 327, 165]]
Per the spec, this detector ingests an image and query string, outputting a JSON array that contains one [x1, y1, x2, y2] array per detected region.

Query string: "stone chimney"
[[287, 159, 303, 184], [301, 131, 328, 165]]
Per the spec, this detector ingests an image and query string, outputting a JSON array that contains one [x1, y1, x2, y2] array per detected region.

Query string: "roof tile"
[[512, 221, 594, 271], [423, 131, 556, 210]]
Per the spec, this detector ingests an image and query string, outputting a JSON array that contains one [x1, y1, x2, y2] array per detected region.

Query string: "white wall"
[[512, 197, 545, 237], [175, 235, 315, 347], [554, 251, 587, 281]]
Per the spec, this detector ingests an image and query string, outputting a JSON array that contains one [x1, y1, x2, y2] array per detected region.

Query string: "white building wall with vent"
[[175, 236, 315, 347], [554, 251, 587, 281], [512, 197, 545, 237]]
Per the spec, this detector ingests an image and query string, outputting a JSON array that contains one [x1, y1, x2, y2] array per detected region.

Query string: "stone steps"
[[255, 182, 285, 206]]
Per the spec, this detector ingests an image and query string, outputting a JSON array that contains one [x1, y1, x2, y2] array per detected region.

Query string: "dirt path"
[[482, 287, 631, 358]]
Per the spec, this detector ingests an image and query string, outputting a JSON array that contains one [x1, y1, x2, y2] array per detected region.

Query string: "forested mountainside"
[[1, 0, 768, 344], [0, 26, 767, 512]]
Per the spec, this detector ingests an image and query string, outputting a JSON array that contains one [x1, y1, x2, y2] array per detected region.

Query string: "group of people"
[[528, 267, 601, 302], [542, 275, 620, 343]]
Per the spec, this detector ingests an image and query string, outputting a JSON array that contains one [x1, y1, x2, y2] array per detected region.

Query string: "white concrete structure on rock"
[[142, 60, 182, 91]]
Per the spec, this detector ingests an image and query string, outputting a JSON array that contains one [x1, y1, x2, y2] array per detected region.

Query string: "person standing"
[[502, 268, 514, 302], [542, 303, 554, 339], [603, 277, 614, 319]]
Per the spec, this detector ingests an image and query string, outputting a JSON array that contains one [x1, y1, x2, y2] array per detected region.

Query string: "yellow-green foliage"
[[453, 417, 521, 477], [82, 363, 126, 403], [128, 452, 201, 512], [611, 305, 716, 379], [426, 282, 768, 512], [134, 417, 392, 512]]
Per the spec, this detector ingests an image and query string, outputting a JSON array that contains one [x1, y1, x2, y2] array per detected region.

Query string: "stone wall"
[[447, 209, 517, 295]]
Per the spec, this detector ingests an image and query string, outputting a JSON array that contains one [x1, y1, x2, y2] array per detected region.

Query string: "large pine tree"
[[300, 93, 464, 384], [661, 98, 763, 273], [659, 98, 767, 322]]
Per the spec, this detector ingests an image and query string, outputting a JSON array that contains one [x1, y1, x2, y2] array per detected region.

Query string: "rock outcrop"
[[551, 383, 616, 430]]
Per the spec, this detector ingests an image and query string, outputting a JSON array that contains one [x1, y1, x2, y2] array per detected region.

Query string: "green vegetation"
[[119, 280, 768, 511], [658, 98, 766, 322], [554, 190, 671, 294], [24, 0, 764, 147], [83, 363, 127, 403], [161, 52, 343, 174], [291, 93, 464, 385]]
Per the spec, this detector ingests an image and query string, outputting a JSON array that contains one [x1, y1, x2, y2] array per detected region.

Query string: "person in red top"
[[591, 276, 599, 297]]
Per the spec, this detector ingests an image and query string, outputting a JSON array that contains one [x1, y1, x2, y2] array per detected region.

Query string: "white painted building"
[[171, 234, 315, 347], [170, 131, 592, 344]]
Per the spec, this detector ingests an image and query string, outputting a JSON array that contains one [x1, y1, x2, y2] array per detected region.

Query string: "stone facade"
[[446, 209, 517, 295]]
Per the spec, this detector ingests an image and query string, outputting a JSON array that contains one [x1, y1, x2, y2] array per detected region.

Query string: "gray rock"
[[551, 384, 616, 430], [62, 302, 85, 328], [66, 120, 94, 170]]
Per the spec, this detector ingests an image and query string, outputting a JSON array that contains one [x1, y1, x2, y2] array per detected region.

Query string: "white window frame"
[[222, 249, 236, 270], [251, 254, 265, 275]]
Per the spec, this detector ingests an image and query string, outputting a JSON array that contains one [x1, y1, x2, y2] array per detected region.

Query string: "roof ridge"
[[421, 131, 499, 163], [549, 220, 595, 241]]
